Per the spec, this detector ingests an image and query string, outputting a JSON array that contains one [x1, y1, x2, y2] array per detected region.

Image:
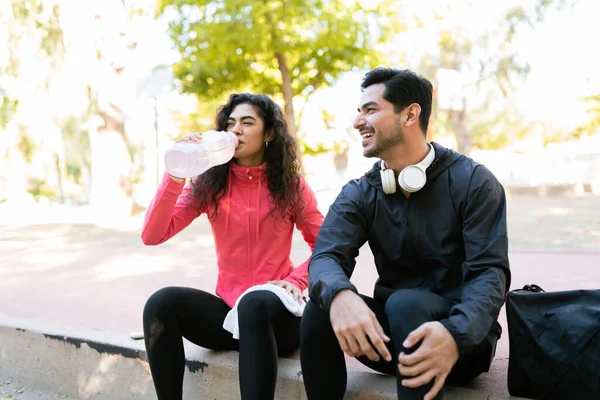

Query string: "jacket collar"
[[363, 142, 464, 192], [229, 161, 267, 182]]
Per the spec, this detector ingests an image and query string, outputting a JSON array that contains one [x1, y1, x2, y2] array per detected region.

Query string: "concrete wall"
[[0, 315, 524, 400]]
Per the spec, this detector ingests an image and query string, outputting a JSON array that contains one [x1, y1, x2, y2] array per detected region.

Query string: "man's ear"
[[405, 104, 422, 127]]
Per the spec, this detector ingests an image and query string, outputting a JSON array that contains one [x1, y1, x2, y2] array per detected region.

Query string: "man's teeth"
[[361, 132, 374, 139]]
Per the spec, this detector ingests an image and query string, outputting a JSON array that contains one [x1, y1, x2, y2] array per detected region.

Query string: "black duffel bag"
[[506, 284, 600, 399]]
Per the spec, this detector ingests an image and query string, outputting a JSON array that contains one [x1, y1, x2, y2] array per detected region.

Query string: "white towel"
[[222, 284, 306, 339]]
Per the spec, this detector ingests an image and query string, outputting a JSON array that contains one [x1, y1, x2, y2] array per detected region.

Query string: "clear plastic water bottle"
[[164, 130, 239, 178]]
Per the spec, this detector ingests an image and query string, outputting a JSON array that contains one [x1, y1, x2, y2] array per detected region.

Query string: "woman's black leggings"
[[142, 286, 301, 399]]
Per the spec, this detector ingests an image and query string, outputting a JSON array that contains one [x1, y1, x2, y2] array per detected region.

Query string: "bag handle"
[[522, 284, 545, 293], [505, 284, 545, 302]]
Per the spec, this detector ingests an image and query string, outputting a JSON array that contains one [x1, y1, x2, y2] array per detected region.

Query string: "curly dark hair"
[[189, 93, 304, 222]]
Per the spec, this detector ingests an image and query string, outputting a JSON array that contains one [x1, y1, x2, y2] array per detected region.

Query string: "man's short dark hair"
[[361, 67, 433, 135]]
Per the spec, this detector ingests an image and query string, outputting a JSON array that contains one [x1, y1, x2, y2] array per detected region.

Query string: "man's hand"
[[398, 321, 459, 400], [329, 290, 391, 362], [267, 280, 303, 304]]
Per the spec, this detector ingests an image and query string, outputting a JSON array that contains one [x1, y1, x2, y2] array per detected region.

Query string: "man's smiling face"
[[353, 83, 405, 158]]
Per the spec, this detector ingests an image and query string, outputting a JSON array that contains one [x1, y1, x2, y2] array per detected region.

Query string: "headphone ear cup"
[[380, 168, 397, 194], [397, 166, 426, 193], [397, 144, 435, 193]]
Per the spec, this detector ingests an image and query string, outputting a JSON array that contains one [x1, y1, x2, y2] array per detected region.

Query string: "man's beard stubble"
[[363, 120, 405, 158]]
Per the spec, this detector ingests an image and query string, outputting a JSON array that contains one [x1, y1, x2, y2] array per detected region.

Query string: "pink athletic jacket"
[[141, 163, 324, 308]]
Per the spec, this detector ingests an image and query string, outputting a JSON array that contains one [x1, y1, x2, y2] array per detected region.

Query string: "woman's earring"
[[265, 141, 269, 148]]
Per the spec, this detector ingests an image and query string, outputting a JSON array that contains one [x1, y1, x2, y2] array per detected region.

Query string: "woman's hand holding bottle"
[[168, 132, 204, 182], [177, 132, 204, 143], [165, 130, 238, 180]]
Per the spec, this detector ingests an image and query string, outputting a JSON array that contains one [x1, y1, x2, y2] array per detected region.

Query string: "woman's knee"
[[237, 290, 281, 330], [143, 286, 181, 322], [143, 287, 182, 351], [237, 290, 278, 316]]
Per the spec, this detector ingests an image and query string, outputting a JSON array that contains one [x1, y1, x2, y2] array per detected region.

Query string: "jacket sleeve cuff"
[[311, 281, 358, 313], [439, 318, 472, 357]]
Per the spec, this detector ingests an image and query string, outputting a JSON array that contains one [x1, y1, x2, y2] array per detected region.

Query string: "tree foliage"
[[572, 94, 600, 139], [0, 0, 64, 129], [395, 0, 580, 153], [0, 0, 65, 200], [155, 0, 386, 137]]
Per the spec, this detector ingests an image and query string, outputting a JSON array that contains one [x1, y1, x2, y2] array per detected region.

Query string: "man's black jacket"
[[308, 142, 511, 356]]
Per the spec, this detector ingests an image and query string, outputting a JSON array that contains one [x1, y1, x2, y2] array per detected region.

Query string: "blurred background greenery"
[[1, 0, 599, 218]]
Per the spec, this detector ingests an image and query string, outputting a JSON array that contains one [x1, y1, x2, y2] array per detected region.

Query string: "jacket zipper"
[[403, 196, 411, 225], [247, 170, 255, 282]]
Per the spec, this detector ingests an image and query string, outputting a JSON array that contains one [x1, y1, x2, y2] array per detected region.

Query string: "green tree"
[[77, 0, 153, 213], [155, 0, 385, 141], [0, 0, 65, 201], [168, 96, 225, 140], [393, 0, 579, 154], [0, 0, 64, 126], [572, 94, 600, 139]]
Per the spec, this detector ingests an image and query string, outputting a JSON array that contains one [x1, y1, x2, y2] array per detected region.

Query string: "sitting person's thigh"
[[238, 290, 301, 355], [355, 295, 397, 376]]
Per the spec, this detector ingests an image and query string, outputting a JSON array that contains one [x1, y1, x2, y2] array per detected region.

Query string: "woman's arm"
[[141, 172, 204, 245], [282, 178, 324, 292]]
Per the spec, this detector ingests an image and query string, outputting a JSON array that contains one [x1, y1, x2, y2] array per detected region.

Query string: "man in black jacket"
[[299, 68, 510, 400]]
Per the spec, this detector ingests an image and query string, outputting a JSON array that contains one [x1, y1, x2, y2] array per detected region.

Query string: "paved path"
[[1, 194, 598, 332], [505, 194, 600, 251]]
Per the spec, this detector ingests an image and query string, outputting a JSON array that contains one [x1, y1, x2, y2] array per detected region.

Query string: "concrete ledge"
[[0, 315, 526, 399]]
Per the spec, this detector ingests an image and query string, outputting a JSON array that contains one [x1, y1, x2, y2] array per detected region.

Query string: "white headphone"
[[380, 144, 436, 194]]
